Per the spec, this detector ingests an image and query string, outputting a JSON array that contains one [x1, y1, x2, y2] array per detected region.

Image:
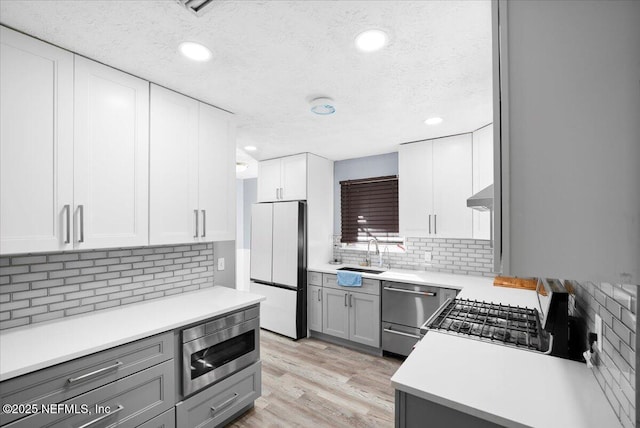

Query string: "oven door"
[[182, 317, 260, 397]]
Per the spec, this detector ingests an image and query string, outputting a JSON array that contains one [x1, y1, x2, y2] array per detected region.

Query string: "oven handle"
[[211, 392, 239, 414], [384, 286, 437, 297], [383, 328, 421, 340]]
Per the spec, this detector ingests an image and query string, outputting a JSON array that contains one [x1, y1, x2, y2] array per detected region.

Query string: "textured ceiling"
[[0, 0, 492, 162]]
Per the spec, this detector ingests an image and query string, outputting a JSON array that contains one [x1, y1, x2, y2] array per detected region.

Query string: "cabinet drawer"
[[137, 408, 175, 428], [176, 361, 261, 428], [323, 274, 380, 295], [6, 360, 174, 428], [0, 332, 173, 425], [308, 271, 322, 286]]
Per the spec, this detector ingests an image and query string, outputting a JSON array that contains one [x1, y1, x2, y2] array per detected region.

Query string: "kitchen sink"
[[338, 267, 385, 275]]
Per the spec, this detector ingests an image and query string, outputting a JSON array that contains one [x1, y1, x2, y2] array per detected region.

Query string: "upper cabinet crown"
[[257, 154, 307, 202], [0, 27, 149, 254], [149, 84, 235, 245], [399, 134, 474, 239]]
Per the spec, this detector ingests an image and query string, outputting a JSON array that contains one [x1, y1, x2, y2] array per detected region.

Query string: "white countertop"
[[391, 332, 621, 428], [0, 286, 265, 381]]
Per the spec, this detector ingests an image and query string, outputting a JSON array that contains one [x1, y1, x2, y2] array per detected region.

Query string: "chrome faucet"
[[366, 238, 380, 267]]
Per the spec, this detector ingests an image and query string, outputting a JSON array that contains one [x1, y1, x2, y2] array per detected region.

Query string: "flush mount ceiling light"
[[236, 162, 248, 172], [424, 117, 444, 126], [178, 41, 212, 62], [310, 97, 336, 115], [244, 145, 257, 152], [355, 29, 388, 52]]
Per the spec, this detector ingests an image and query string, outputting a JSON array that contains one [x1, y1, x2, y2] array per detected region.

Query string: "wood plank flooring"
[[229, 330, 402, 428]]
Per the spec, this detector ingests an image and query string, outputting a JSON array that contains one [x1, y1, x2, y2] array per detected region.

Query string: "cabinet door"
[[198, 103, 235, 241], [280, 154, 307, 201], [348, 292, 380, 347], [149, 85, 199, 245], [73, 56, 149, 249], [0, 27, 74, 254], [472, 125, 493, 240], [322, 288, 349, 339], [257, 159, 281, 202], [308, 285, 323, 332], [399, 141, 433, 237], [432, 134, 473, 238]]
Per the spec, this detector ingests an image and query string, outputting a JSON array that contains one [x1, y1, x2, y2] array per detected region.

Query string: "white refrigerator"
[[250, 201, 306, 340]]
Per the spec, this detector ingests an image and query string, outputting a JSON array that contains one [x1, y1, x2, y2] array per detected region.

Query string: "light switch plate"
[[424, 251, 432, 262], [594, 313, 603, 352], [217, 258, 225, 271]]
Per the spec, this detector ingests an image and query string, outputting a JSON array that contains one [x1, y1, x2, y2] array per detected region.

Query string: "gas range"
[[421, 298, 551, 353]]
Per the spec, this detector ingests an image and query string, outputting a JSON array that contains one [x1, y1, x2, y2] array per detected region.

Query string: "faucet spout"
[[366, 238, 380, 267]]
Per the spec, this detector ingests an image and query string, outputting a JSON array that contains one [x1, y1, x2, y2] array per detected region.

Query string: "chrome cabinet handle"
[[77, 404, 124, 428], [383, 286, 437, 297], [434, 214, 437, 234], [349, 294, 353, 307], [344, 293, 348, 306], [201, 210, 206, 238], [383, 328, 421, 340], [428, 214, 431, 234], [211, 392, 239, 413], [77, 205, 85, 243], [275, 188, 279, 200], [68, 361, 122, 384], [64, 204, 71, 244], [318, 291, 322, 301], [194, 209, 199, 238]]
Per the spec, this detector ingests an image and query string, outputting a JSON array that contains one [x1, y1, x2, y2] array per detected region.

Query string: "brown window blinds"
[[340, 175, 400, 244]]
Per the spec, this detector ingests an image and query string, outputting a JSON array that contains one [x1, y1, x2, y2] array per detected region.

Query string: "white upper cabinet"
[[149, 85, 199, 245], [257, 154, 307, 202], [150, 85, 236, 245], [432, 134, 472, 238], [74, 56, 149, 249], [472, 125, 493, 240], [198, 103, 236, 242], [399, 134, 472, 239], [0, 27, 74, 254]]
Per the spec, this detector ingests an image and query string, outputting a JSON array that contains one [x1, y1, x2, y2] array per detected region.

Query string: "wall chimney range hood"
[[467, 184, 493, 211]]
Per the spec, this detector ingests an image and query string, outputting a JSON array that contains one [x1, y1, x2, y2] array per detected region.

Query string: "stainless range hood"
[[467, 184, 493, 211]]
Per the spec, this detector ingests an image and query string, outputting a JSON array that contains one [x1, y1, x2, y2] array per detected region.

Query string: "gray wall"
[[333, 152, 398, 235]]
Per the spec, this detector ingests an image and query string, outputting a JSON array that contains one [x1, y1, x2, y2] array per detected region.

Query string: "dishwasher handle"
[[383, 286, 437, 297], [383, 327, 421, 340]]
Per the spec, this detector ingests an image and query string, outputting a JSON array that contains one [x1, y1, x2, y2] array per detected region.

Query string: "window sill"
[[338, 243, 406, 254]]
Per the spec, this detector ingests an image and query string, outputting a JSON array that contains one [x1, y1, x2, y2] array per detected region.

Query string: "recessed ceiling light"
[[424, 117, 444, 126], [236, 162, 248, 172], [179, 41, 212, 62], [355, 29, 388, 52], [244, 145, 257, 152], [310, 97, 336, 115]]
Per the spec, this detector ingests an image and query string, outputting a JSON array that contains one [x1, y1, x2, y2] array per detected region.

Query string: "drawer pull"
[[211, 392, 239, 413], [68, 361, 123, 384], [77, 404, 124, 428], [384, 328, 421, 340], [383, 286, 437, 297]]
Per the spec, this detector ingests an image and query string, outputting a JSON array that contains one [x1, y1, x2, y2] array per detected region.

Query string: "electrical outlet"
[[424, 251, 432, 263], [594, 313, 603, 352], [217, 258, 225, 271]]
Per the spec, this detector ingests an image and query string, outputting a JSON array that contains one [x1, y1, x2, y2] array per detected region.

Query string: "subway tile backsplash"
[[572, 281, 636, 428], [0, 243, 215, 330], [334, 237, 494, 277]]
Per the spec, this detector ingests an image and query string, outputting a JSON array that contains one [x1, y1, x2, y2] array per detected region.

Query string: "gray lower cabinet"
[[6, 360, 174, 428], [322, 287, 350, 339], [137, 408, 175, 428], [395, 390, 503, 428], [349, 292, 380, 347], [175, 361, 261, 428], [0, 332, 174, 426], [307, 284, 323, 332]]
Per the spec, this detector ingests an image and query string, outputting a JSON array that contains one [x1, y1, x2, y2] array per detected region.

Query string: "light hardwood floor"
[[229, 330, 403, 428]]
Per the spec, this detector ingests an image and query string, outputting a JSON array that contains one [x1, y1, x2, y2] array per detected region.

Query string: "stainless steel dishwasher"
[[382, 281, 457, 357]]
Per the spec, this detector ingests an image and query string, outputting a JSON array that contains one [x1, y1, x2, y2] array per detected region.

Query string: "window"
[[340, 175, 400, 244]]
